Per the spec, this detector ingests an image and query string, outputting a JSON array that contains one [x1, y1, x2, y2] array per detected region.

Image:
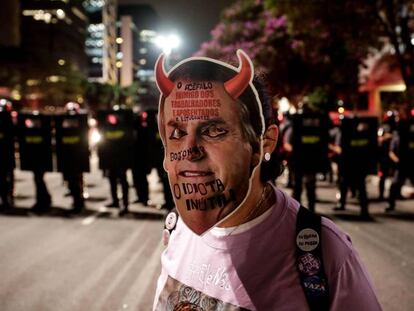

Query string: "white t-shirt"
[[153, 186, 382, 311]]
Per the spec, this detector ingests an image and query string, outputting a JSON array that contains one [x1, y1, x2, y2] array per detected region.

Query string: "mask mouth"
[[178, 170, 214, 178]]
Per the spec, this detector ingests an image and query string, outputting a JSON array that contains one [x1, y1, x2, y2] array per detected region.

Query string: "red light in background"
[[142, 111, 148, 120], [25, 119, 34, 128], [411, 109, 414, 117], [277, 113, 284, 122], [107, 114, 117, 125]]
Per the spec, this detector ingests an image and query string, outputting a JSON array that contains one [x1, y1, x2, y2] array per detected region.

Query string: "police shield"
[[132, 111, 151, 173], [17, 113, 53, 172], [397, 117, 414, 171], [0, 110, 15, 173], [340, 116, 378, 174], [97, 109, 133, 171], [54, 113, 90, 173], [291, 113, 330, 173]]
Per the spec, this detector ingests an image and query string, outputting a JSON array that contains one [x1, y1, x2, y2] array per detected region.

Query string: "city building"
[[16, 0, 89, 109], [84, 1, 162, 109]]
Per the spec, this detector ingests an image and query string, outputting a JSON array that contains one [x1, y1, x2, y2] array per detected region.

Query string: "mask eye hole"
[[201, 124, 228, 138], [169, 127, 187, 140]]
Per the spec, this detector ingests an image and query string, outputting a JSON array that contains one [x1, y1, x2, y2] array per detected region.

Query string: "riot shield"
[[132, 111, 151, 173], [96, 109, 133, 171], [0, 110, 15, 173], [54, 113, 90, 173], [17, 113, 53, 172], [397, 117, 414, 172], [340, 116, 378, 174], [291, 112, 330, 173]]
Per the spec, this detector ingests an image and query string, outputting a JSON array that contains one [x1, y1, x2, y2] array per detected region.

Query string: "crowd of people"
[[0, 97, 413, 219], [0, 100, 174, 216], [279, 104, 414, 219]]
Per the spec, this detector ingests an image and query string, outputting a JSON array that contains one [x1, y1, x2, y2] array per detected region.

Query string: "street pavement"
[[1, 161, 413, 311]]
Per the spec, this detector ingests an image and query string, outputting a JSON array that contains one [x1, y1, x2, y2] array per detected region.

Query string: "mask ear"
[[163, 151, 169, 172], [263, 125, 279, 159]]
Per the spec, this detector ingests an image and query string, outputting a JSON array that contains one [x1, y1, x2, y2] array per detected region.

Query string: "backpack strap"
[[296, 205, 330, 311]]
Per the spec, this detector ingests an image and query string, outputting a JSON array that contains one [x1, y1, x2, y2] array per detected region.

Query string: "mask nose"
[[186, 145, 205, 162]]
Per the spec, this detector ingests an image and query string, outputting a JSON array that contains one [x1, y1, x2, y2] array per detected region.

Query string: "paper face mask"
[[155, 50, 265, 235]]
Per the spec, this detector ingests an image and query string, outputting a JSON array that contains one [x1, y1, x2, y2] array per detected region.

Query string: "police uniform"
[[285, 113, 330, 212], [17, 113, 53, 213], [147, 110, 174, 210], [387, 117, 414, 211], [0, 103, 15, 210], [131, 111, 151, 205], [55, 105, 90, 213], [334, 117, 378, 219], [97, 108, 133, 215], [377, 121, 394, 200]]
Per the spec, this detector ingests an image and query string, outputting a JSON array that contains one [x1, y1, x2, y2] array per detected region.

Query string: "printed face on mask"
[[162, 81, 259, 235]]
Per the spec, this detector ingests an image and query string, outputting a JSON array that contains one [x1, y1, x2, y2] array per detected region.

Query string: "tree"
[[84, 81, 116, 112], [267, 0, 414, 108], [372, 0, 414, 106], [196, 0, 414, 111], [196, 0, 311, 105]]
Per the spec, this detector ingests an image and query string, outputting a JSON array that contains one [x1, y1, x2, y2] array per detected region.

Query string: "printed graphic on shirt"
[[186, 262, 232, 291], [155, 276, 248, 311]]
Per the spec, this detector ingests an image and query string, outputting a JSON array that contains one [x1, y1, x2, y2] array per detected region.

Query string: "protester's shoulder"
[[320, 216, 356, 276], [274, 186, 299, 221], [321, 216, 353, 249], [277, 188, 355, 272]]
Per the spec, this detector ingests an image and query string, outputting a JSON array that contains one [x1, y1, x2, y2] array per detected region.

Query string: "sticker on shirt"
[[296, 228, 319, 252], [303, 276, 327, 297], [298, 253, 321, 276], [155, 276, 250, 311]]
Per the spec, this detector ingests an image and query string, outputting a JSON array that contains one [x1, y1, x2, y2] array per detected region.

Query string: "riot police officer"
[[387, 106, 414, 212], [333, 116, 378, 219], [97, 106, 133, 216], [147, 110, 174, 210], [55, 102, 90, 213], [280, 113, 294, 188], [0, 99, 15, 211], [131, 110, 150, 206], [17, 111, 53, 213], [284, 111, 330, 211], [377, 111, 396, 200]]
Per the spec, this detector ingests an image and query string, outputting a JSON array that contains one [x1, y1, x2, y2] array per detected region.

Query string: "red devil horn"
[[155, 54, 174, 97], [224, 50, 253, 99]]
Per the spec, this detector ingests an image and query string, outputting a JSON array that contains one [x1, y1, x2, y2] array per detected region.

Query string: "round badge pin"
[[298, 253, 321, 276], [296, 228, 320, 252], [303, 276, 327, 297], [165, 212, 177, 230]]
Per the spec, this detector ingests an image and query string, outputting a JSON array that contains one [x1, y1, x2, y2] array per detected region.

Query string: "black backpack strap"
[[296, 205, 330, 311], [162, 208, 179, 246]]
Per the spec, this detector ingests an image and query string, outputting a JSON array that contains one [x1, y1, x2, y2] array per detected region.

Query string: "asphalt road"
[[0, 166, 413, 311]]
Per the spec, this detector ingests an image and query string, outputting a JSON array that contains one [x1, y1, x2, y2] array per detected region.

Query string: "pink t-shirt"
[[154, 186, 382, 310]]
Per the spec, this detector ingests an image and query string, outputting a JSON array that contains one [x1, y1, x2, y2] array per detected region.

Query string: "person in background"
[[377, 111, 396, 200], [387, 105, 414, 212]]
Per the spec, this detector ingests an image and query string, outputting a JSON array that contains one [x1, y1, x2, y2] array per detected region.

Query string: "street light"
[[154, 33, 181, 56]]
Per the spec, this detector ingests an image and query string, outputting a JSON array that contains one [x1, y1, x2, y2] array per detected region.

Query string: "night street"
[[2, 1, 414, 310], [0, 156, 413, 310]]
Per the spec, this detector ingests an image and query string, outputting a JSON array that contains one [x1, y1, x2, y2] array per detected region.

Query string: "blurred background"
[[1, 1, 414, 310]]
